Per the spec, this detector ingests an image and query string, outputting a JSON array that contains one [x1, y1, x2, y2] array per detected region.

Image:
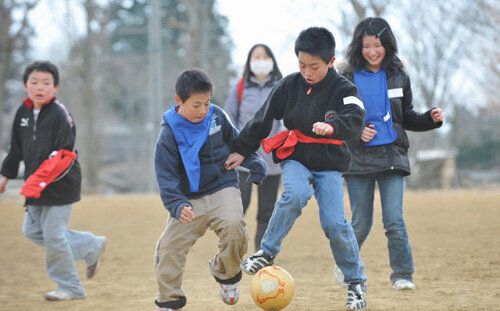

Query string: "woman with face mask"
[[225, 44, 283, 251]]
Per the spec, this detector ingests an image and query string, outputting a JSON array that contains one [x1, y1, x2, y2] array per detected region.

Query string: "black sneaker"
[[240, 250, 274, 275], [346, 283, 367, 310]]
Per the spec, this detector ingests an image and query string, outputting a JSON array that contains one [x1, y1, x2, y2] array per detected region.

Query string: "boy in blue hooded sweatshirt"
[[153, 69, 266, 311]]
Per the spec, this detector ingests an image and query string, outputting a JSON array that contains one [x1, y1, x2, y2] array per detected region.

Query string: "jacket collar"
[[23, 97, 56, 109], [301, 68, 335, 94]]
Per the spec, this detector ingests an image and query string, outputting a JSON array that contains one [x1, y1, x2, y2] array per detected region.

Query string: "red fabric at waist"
[[261, 129, 344, 160], [20, 149, 77, 199]]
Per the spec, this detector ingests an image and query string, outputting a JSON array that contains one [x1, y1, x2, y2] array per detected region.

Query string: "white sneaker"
[[240, 250, 274, 275], [334, 265, 348, 288], [346, 283, 367, 310], [44, 290, 85, 301], [219, 282, 240, 305], [393, 279, 416, 290]]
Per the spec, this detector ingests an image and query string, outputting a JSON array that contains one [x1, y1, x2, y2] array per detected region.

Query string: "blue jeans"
[[261, 160, 366, 284], [345, 173, 414, 283], [23, 205, 104, 296]]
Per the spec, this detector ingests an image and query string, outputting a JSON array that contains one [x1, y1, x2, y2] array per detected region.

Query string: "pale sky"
[[30, 0, 343, 76], [216, 0, 342, 75]]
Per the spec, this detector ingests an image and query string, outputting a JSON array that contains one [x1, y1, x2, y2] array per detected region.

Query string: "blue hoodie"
[[353, 69, 398, 146], [154, 104, 267, 219]]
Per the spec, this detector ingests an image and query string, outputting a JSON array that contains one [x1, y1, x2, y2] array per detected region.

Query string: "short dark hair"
[[294, 27, 336, 63], [23, 61, 60, 86], [175, 69, 213, 102], [243, 44, 283, 82], [346, 17, 403, 74]]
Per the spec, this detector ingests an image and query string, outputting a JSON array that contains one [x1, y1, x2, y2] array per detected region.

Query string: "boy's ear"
[[174, 95, 183, 105], [328, 56, 336, 68]]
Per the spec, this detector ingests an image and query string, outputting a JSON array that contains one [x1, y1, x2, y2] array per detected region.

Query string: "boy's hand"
[[179, 205, 195, 224], [225, 152, 245, 170], [360, 124, 377, 142], [312, 122, 334, 136], [0, 176, 8, 193], [431, 108, 444, 123]]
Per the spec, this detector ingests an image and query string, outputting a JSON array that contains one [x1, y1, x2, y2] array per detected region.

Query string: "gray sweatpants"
[[154, 187, 248, 304]]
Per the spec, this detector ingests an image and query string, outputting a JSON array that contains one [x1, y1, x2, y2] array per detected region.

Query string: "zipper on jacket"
[[32, 109, 39, 141], [386, 144, 394, 169]]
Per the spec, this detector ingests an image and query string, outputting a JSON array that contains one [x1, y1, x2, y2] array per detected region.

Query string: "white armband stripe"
[[343, 96, 364, 109], [388, 88, 403, 98]]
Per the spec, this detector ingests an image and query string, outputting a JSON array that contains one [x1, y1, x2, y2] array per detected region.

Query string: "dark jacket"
[[339, 64, 442, 176], [154, 105, 267, 219], [1, 98, 81, 205], [232, 68, 366, 172]]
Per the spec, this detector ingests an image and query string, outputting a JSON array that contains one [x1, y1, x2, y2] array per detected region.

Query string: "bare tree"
[[80, 0, 99, 192], [400, 1, 483, 112], [57, 0, 113, 192], [0, 0, 39, 148], [335, 0, 392, 53]]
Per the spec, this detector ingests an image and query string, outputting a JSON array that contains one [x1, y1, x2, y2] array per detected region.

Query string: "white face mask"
[[250, 59, 274, 77]]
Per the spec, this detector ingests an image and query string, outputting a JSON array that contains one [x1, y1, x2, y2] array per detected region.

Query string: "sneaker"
[[393, 279, 415, 290], [346, 283, 367, 310], [334, 265, 348, 288], [156, 308, 181, 311], [44, 290, 85, 301], [240, 250, 274, 275], [219, 282, 240, 305], [87, 236, 107, 279]]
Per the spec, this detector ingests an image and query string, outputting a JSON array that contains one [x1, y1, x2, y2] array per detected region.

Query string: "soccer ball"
[[250, 266, 295, 310]]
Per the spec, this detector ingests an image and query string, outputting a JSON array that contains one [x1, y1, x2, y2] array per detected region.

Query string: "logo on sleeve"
[[324, 110, 337, 122], [20, 118, 30, 127], [209, 114, 221, 135]]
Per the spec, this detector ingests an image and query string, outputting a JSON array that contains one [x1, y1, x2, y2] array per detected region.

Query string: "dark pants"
[[239, 171, 281, 251]]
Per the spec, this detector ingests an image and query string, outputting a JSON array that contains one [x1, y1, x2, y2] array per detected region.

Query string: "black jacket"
[[1, 98, 81, 205], [339, 65, 442, 176], [232, 68, 366, 172]]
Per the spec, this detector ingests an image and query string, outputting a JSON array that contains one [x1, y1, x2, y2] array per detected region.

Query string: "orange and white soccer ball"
[[250, 266, 295, 310]]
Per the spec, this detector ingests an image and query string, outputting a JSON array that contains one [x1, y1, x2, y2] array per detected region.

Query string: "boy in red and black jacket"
[[0, 61, 106, 301]]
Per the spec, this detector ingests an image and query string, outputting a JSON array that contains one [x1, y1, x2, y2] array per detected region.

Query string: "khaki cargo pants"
[[154, 187, 248, 305]]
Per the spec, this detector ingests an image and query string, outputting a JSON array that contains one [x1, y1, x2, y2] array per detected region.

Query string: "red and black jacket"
[[1, 98, 81, 206]]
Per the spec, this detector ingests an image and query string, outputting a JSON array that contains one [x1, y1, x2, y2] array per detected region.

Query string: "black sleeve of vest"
[[401, 74, 441, 132], [1, 107, 23, 179]]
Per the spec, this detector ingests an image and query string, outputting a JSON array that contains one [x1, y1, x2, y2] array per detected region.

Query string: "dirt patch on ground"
[[0, 189, 499, 310]]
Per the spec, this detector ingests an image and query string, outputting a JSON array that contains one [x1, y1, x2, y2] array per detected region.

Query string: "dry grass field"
[[0, 189, 499, 311]]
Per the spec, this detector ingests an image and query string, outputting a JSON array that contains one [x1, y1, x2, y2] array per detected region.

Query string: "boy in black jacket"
[[225, 27, 368, 309], [0, 61, 106, 301], [153, 69, 266, 311]]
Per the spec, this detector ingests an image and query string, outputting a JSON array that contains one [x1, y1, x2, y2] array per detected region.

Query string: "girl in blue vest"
[[225, 44, 283, 252], [338, 17, 444, 290]]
